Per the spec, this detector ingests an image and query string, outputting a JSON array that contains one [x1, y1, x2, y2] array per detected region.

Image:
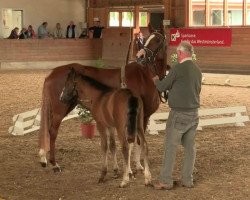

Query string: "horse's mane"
[[79, 74, 113, 93]]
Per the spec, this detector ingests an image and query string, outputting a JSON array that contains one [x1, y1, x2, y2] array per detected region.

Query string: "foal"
[[60, 68, 151, 187]]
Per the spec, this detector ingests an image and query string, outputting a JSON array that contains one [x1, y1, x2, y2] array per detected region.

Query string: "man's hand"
[[152, 75, 159, 85]]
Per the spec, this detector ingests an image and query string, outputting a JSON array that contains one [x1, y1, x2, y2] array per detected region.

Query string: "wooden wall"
[[166, 27, 250, 74], [0, 39, 102, 62]]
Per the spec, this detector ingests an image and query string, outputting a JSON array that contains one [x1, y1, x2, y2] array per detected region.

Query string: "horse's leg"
[[128, 142, 134, 179], [143, 115, 150, 133], [133, 137, 144, 173], [120, 141, 132, 188], [138, 128, 152, 186], [108, 127, 119, 178], [39, 149, 47, 167], [49, 118, 62, 172], [98, 124, 109, 183], [116, 128, 130, 188]]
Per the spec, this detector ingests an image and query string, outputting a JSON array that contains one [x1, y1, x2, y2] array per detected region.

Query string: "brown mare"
[[38, 24, 167, 172], [60, 68, 151, 187]]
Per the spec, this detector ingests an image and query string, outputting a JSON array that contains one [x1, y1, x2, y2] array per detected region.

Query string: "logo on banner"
[[171, 30, 180, 41]]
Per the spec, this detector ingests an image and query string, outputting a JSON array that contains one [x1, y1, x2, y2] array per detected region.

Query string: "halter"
[[138, 31, 165, 65], [136, 32, 169, 103]]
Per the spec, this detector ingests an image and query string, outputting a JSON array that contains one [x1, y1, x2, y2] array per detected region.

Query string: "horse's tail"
[[38, 79, 51, 154], [127, 95, 139, 143]]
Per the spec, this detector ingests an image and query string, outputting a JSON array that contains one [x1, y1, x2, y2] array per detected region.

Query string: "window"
[[190, 0, 205, 26], [139, 12, 148, 27], [228, 10, 243, 25], [193, 10, 205, 26], [190, 0, 250, 26], [122, 12, 134, 27], [211, 10, 223, 26], [2, 9, 23, 38], [246, 0, 250, 25], [109, 12, 119, 27]]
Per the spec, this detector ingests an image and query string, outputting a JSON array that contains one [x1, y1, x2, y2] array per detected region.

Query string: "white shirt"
[[180, 57, 192, 63]]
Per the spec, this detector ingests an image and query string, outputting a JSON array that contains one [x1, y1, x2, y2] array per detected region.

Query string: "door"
[[150, 12, 164, 30], [2, 9, 23, 38]]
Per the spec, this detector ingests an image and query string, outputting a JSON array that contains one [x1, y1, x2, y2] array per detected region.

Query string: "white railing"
[[148, 106, 249, 135], [8, 106, 249, 136], [8, 108, 79, 136]]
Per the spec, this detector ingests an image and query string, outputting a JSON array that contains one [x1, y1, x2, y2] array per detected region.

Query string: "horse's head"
[[136, 23, 169, 79], [136, 23, 165, 66], [60, 68, 78, 104]]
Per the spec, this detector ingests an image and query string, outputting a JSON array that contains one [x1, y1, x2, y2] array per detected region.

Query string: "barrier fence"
[[8, 106, 249, 136]]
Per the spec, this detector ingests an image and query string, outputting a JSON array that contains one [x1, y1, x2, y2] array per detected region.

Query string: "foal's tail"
[[38, 80, 51, 153], [127, 95, 139, 143]]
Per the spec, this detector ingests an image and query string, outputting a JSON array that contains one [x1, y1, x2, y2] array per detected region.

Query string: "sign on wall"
[[169, 28, 232, 47]]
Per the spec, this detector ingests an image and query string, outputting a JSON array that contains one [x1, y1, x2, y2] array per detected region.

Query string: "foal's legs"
[[97, 124, 109, 183], [138, 127, 152, 186], [108, 127, 119, 178], [116, 127, 131, 188], [133, 137, 144, 173], [132, 115, 151, 173]]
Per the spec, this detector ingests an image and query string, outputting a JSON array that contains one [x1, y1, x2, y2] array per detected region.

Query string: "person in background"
[[38, 22, 49, 39], [152, 41, 202, 190], [8, 27, 19, 39], [66, 21, 77, 39], [88, 19, 104, 38], [53, 23, 64, 39], [19, 28, 27, 39], [79, 22, 88, 39], [25, 25, 36, 38], [135, 31, 145, 52]]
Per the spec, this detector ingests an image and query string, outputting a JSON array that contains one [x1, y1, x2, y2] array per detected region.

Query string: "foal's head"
[[60, 68, 113, 104]]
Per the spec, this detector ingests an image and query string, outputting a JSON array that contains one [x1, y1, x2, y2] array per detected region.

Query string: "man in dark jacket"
[[152, 41, 202, 190], [66, 21, 77, 38], [89, 20, 104, 38]]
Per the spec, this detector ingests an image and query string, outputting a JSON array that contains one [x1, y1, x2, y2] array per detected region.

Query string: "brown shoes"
[[153, 181, 173, 190]]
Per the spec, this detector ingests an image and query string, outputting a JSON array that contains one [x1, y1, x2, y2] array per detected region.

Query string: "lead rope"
[[120, 64, 127, 88]]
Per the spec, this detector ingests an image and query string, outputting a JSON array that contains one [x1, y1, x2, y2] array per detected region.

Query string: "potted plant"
[[76, 103, 96, 139]]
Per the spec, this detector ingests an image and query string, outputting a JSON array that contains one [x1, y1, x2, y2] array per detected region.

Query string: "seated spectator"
[[25, 25, 36, 38], [19, 28, 27, 39], [89, 19, 104, 38], [8, 27, 19, 39], [53, 23, 64, 39], [79, 22, 88, 39], [38, 22, 49, 39], [79, 28, 88, 38], [66, 21, 77, 39]]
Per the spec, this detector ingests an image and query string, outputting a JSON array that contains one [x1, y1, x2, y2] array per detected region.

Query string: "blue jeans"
[[159, 110, 199, 186]]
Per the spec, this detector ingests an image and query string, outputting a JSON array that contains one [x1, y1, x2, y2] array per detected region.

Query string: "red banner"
[[169, 28, 232, 47]]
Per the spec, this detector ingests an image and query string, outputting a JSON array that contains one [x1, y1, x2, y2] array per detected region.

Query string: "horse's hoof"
[[113, 170, 120, 179], [145, 181, 153, 187], [40, 162, 47, 168], [119, 182, 129, 188], [53, 166, 62, 173], [98, 178, 106, 183], [129, 173, 135, 179], [193, 167, 198, 174]]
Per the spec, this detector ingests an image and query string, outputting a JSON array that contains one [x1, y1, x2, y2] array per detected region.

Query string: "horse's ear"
[[148, 23, 155, 34], [70, 67, 76, 74]]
